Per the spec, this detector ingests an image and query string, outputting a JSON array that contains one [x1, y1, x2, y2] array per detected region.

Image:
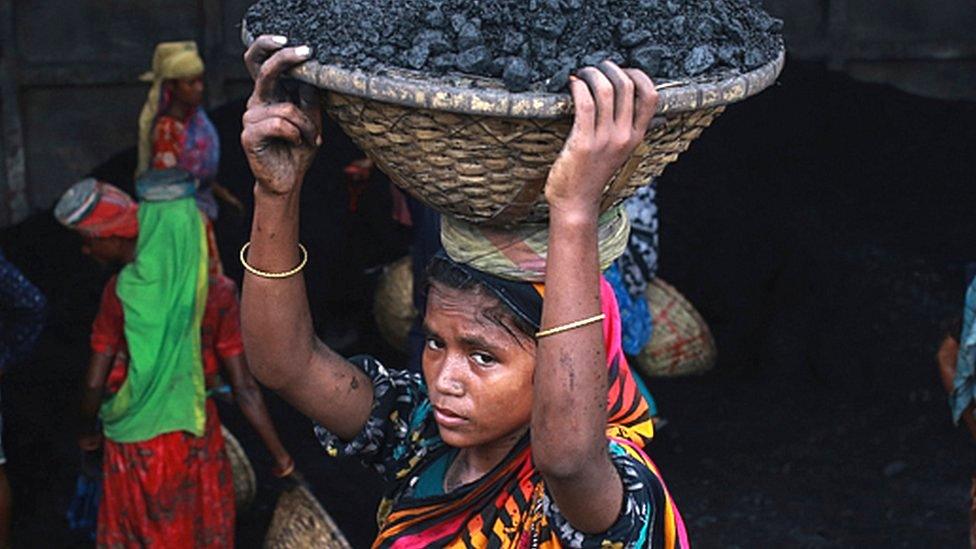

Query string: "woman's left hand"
[[545, 61, 658, 217]]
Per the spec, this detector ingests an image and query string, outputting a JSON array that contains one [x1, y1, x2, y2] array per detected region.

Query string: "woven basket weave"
[[374, 256, 416, 353], [636, 278, 716, 378], [221, 425, 257, 513], [264, 482, 352, 549], [242, 25, 784, 228]]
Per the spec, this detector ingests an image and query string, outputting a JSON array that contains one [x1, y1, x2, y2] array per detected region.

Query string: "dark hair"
[[425, 255, 538, 344]]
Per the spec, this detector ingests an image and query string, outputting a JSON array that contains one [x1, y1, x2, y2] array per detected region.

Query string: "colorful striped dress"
[[317, 279, 688, 548]]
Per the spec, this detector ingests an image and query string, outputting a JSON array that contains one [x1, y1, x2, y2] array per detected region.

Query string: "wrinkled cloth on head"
[[135, 168, 198, 202], [427, 250, 544, 331], [54, 178, 139, 239], [440, 206, 630, 282]]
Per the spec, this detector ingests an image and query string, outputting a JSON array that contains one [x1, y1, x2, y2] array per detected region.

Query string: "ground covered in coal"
[[2, 60, 974, 547], [245, 0, 783, 92]]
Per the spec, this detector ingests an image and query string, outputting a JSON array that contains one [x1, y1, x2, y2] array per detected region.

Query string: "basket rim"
[[242, 22, 785, 119]]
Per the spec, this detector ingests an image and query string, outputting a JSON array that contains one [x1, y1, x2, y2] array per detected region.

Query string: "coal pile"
[[244, 0, 783, 92]]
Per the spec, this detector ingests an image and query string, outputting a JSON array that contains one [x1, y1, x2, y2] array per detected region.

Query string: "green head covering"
[[100, 169, 208, 442]]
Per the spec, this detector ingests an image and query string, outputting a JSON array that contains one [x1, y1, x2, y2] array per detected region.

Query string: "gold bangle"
[[535, 313, 606, 339], [239, 242, 308, 279]]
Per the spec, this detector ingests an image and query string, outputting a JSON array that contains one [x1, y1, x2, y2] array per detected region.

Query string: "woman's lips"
[[433, 406, 468, 428]]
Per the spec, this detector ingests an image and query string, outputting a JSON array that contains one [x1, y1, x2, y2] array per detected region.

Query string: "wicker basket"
[[242, 26, 784, 228], [374, 256, 416, 353], [264, 481, 352, 549], [636, 278, 716, 377], [221, 425, 257, 513]]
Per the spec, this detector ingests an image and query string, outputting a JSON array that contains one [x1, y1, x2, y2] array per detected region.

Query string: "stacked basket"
[[243, 25, 782, 373], [243, 24, 784, 228]]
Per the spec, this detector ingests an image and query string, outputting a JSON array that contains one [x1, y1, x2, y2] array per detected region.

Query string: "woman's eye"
[[471, 353, 496, 366], [426, 338, 444, 350]]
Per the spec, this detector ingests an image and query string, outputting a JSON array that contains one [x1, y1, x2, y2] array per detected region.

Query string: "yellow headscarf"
[[136, 41, 205, 176]]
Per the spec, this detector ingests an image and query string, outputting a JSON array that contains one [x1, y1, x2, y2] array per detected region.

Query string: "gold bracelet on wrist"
[[535, 313, 606, 339], [239, 242, 308, 279]]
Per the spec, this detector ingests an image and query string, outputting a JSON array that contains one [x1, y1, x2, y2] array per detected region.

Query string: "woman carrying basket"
[[240, 36, 687, 548]]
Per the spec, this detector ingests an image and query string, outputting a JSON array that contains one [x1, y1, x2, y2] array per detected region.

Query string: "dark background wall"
[[0, 0, 974, 228]]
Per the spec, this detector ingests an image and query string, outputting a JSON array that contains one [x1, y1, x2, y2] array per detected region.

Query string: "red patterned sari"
[[91, 275, 243, 548]]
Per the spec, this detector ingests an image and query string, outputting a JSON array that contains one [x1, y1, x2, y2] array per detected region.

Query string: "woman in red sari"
[[138, 41, 239, 276], [55, 174, 293, 547]]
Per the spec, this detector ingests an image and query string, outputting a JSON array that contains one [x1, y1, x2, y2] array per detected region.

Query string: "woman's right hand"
[[77, 431, 102, 452], [241, 36, 323, 195]]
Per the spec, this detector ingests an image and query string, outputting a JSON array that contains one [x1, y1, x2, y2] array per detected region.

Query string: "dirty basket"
[[243, 25, 784, 228], [264, 479, 352, 549], [221, 425, 257, 513], [636, 278, 717, 377], [374, 256, 416, 353]]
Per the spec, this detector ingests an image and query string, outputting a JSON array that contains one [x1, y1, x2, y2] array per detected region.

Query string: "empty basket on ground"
[[637, 278, 716, 377], [264, 480, 352, 549], [243, 25, 784, 228], [221, 425, 257, 512], [374, 256, 416, 353]]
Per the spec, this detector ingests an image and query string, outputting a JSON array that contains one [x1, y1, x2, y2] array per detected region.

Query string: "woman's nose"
[[433, 355, 465, 397]]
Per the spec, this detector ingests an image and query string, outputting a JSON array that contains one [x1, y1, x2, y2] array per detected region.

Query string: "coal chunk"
[[581, 50, 611, 67], [402, 43, 430, 70], [533, 12, 568, 39], [488, 56, 510, 77], [414, 30, 451, 55], [430, 53, 457, 72], [546, 65, 572, 92], [717, 44, 741, 65], [620, 30, 652, 48], [456, 45, 492, 73], [683, 45, 716, 76], [617, 18, 637, 37], [457, 21, 483, 50], [502, 57, 533, 92], [424, 8, 446, 28], [501, 30, 526, 54], [449, 13, 468, 33], [629, 45, 666, 75]]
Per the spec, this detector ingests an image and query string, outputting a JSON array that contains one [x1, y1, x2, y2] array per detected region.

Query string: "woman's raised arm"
[[532, 62, 658, 533], [239, 37, 373, 441]]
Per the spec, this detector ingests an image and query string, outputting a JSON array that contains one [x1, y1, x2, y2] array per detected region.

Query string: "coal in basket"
[[242, 25, 784, 228]]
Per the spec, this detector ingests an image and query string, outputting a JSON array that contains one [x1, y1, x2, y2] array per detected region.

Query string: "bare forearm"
[[533, 210, 608, 465], [532, 209, 621, 532], [241, 186, 316, 388], [79, 353, 111, 434], [236, 387, 290, 461], [79, 388, 102, 434], [241, 185, 373, 439], [238, 39, 373, 439]]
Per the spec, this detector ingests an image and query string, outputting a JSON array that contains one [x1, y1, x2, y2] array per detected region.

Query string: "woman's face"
[[422, 283, 537, 450], [169, 75, 205, 108]]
